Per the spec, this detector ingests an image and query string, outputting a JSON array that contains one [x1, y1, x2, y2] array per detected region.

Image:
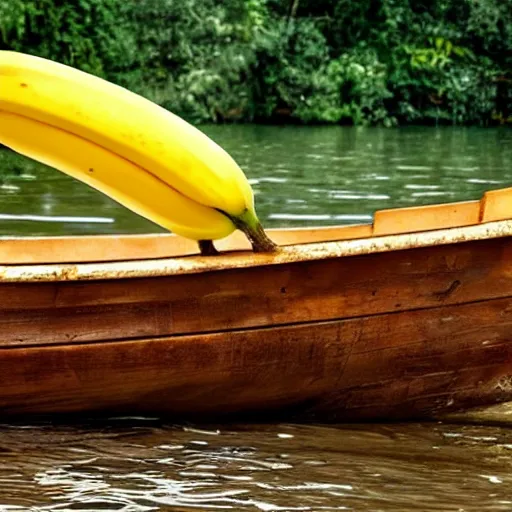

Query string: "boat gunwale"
[[2, 219, 512, 283]]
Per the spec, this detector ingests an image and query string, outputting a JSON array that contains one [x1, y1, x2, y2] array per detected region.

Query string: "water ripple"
[[1, 125, 511, 235], [1, 422, 512, 511]]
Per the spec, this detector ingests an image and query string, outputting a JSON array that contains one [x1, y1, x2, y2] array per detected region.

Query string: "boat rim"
[[1, 218, 512, 283]]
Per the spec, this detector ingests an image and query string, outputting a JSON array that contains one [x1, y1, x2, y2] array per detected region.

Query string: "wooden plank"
[[373, 201, 480, 236], [0, 232, 200, 265], [0, 224, 373, 265], [0, 297, 511, 419], [1, 186, 511, 267], [4, 234, 499, 312], [273, 224, 373, 244], [314, 296, 512, 419], [0, 302, 174, 345], [481, 187, 512, 223], [3, 219, 512, 284], [311, 366, 511, 422], [0, 320, 354, 416], [2, 237, 512, 344]]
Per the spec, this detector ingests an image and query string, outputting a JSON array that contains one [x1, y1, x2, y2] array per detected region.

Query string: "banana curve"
[[0, 51, 255, 217], [0, 110, 236, 241]]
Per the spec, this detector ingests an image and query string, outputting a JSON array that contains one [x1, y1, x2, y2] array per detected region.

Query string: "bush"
[[0, 0, 510, 125]]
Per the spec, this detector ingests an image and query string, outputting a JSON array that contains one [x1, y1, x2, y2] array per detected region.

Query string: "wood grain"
[[2, 236, 512, 346], [2, 199, 512, 420], [481, 187, 512, 223], [0, 224, 373, 265], [373, 201, 480, 236], [0, 296, 511, 420]]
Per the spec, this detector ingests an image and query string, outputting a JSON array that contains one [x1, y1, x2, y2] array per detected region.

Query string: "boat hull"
[[2, 233, 512, 421]]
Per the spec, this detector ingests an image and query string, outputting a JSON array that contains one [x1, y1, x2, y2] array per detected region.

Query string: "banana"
[[0, 111, 235, 241], [0, 51, 277, 252]]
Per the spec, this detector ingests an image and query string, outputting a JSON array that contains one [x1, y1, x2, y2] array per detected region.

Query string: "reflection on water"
[[0, 126, 511, 236], [0, 126, 512, 510], [1, 420, 512, 511]]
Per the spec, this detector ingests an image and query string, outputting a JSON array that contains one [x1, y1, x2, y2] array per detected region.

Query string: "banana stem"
[[229, 209, 278, 253], [238, 219, 278, 253]]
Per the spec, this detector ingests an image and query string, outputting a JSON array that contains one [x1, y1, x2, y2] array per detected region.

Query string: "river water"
[[0, 125, 511, 510], [0, 126, 511, 236]]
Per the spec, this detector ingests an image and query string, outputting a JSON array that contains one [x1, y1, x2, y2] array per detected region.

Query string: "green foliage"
[[0, 0, 510, 126], [0, 0, 124, 76], [266, 44, 394, 126], [109, 0, 259, 123], [252, 19, 332, 121]]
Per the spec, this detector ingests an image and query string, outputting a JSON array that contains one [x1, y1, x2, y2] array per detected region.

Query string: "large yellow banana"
[[0, 51, 276, 252], [0, 111, 235, 241]]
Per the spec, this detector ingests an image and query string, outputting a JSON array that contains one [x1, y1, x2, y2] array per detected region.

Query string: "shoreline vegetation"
[[0, 0, 511, 127]]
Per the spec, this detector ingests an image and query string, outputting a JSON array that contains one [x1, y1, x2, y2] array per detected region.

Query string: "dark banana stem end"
[[198, 239, 219, 256]]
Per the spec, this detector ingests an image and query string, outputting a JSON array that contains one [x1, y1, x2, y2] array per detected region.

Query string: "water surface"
[[0, 125, 510, 235], [1, 419, 512, 511]]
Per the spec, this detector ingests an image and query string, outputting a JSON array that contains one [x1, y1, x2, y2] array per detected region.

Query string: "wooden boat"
[[2, 186, 512, 422]]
